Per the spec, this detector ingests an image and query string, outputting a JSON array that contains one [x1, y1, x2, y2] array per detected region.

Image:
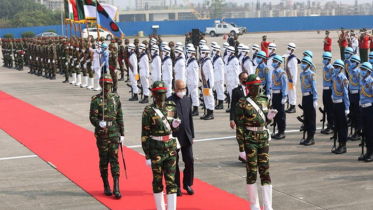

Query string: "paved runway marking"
[[127, 127, 322, 148], [0, 154, 37, 161]]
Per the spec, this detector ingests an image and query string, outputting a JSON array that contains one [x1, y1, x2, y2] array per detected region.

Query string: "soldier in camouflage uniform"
[[235, 74, 276, 210], [89, 74, 124, 199], [134, 38, 140, 58], [109, 41, 118, 93], [23, 38, 29, 67], [117, 39, 125, 81], [62, 40, 70, 83], [86, 39, 95, 89], [141, 81, 180, 210], [48, 39, 57, 79]]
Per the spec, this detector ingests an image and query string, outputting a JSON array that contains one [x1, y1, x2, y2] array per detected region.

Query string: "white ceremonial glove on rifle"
[[172, 119, 181, 128], [146, 159, 152, 168], [345, 110, 350, 116], [267, 109, 278, 120], [313, 101, 318, 109], [120, 136, 124, 146], [99, 121, 107, 128], [281, 98, 286, 105], [267, 94, 271, 101], [239, 152, 246, 160]]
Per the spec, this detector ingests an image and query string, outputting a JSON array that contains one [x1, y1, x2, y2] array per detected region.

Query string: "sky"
[[112, 0, 373, 9]]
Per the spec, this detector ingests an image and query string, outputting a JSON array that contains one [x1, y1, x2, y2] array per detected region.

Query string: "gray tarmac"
[[0, 31, 373, 210]]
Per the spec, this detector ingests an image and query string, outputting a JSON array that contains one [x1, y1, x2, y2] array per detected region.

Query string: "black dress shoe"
[[238, 156, 246, 163], [192, 106, 199, 116], [274, 132, 285, 139], [183, 186, 194, 195], [177, 188, 182, 196], [226, 108, 230, 113]]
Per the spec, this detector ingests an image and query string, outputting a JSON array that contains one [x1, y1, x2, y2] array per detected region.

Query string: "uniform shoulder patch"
[[91, 94, 100, 101], [343, 79, 349, 87], [165, 101, 176, 106], [265, 67, 269, 73], [311, 73, 316, 80]]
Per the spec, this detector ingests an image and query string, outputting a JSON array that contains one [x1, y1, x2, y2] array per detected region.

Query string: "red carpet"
[[0, 90, 251, 210]]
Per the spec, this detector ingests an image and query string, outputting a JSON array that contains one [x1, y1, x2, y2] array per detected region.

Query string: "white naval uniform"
[[174, 56, 186, 84], [201, 57, 215, 110], [225, 55, 240, 102], [241, 55, 254, 75], [138, 52, 150, 96], [186, 57, 200, 107], [129, 52, 139, 94], [162, 55, 173, 97], [286, 54, 298, 106], [213, 54, 225, 101], [92, 48, 101, 89], [150, 54, 162, 83], [267, 52, 276, 76]]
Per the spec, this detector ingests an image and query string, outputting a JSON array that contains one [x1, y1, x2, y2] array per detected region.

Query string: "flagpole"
[[96, 0, 104, 121], [63, 0, 68, 37]]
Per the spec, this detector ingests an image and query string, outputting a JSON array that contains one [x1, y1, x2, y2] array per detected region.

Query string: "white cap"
[[175, 42, 183, 47], [163, 46, 171, 53], [138, 44, 146, 50], [200, 45, 210, 53], [252, 44, 260, 51], [128, 43, 135, 49], [268, 43, 276, 50], [288, 42, 296, 50], [175, 47, 183, 54]]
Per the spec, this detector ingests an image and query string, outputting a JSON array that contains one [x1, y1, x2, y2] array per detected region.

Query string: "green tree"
[[0, 0, 61, 28], [205, 0, 226, 19]]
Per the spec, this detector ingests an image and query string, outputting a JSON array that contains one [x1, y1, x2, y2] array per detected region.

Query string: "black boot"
[[303, 133, 315, 146], [215, 100, 224, 110], [333, 142, 347, 154], [129, 94, 138, 101], [177, 188, 182, 196], [348, 131, 361, 141], [358, 149, 371, 161], [37, 70, 42, 76], [101, 171, 112, 196], [238, 156, 246, 163], [118, 74, 124, 81], [364, 150, 373, 162], [50, 74, 56, 80], [62, 77, 69, 83], [321, 125, 334, 134], [200, 110, 207, 120], [192, 106, 199, 116], [113, 177, 121, 199], [285, 105, 296, 113], [204, 110, 214, 120], [274, 131, 285, 139], [139, 95, 149, 104], [225, 108, 231, 113]]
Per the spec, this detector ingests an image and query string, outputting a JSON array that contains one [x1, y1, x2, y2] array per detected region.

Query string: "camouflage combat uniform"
[[109, 43, 118, 91], [235, 76, 272, 186], [89, 82, 124, 178], [141, 81, 179, 194]]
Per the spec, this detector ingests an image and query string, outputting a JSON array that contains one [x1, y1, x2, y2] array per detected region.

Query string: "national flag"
[[76, 0, 86, 23], [96, 1, 124, 39], [69, 0, 79, 22], [83, 0, 118, 22], [64, 0, 74, 22]]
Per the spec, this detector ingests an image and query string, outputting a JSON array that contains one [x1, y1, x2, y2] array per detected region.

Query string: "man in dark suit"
[[166, 79, 195, 197], [228, 32, 235, 47], [230, 72, 248, 163]]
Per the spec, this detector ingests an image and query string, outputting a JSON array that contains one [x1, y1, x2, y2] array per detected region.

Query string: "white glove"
[[36, 57, 38, 61], [91, 66, 94, 70], [80, 57, 84, 62], [267, 109, 278, 120], [48, 59, 50, 63], [122, 59, 124, 64], [52, 60, 55, 63], [76, 65, 79, 68], [15, 54, 17, 57], [71, 63, 74, 67], [99, 121, 107, 128], [30, 56, 32, 59], [281, 98, 286, 105], [21, 55, 23, 57], [69, 56, 72, 59], [41, 58, 43, 62], [65, 62, 68, 66], [74, 58, 77, 61], [120, 136, 124, 146], [76, 48, 79, 51], [83, 63, 87, 69], [146, 159, 152, 168], [313, 101, 318, 108], [267, 94, 271, 101], [239, 152, 246, 160], [345, 110, 350, 116], [172, 119, 181, 128]]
